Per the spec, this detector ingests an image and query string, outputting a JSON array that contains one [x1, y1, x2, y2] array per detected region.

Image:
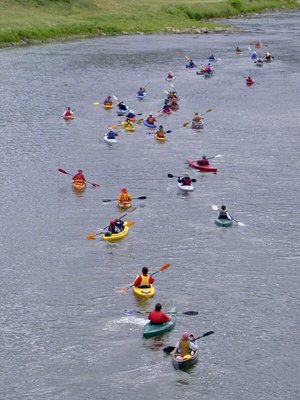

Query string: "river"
[[0, 10, 299, 400]]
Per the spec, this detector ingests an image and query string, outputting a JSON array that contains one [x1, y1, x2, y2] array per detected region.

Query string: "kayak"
[[117, 109, 128, 116], [132, 276, 156, 299], [104, 135, 118, 145], [137, 92, 146, 100], [178, 181, 194, 192], [236, 50, 242, 55], [246, 79, 255, 86], [215, 217, 233, 227], [121, 121, 135, 132], [63, 115, 74, 120], [102, 224, 129, 242], [72, 180, 86, 191], [191, 121, 204, 130], [143, 306, 176, 338], [186, 64, 197, 69], [166, 76, 176, 81], [187, 159, 217, 173], [196, 70, 205, 75], [118, 201, 132, 210], [155, 133, 166, 142], [143, 120, 157, 129], [103, 103, 113, 109], [171, 348, 199, 370], [204, 71, 214, 78]]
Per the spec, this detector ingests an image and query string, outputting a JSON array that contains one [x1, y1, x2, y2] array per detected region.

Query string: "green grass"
[[0, 0, 298, 46]]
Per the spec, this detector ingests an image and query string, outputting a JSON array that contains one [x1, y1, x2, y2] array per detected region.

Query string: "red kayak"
[[187, 159, 217, 173]]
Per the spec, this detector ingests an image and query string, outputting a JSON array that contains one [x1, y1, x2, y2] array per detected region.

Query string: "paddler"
[[108, 218, 125, 234], [137, 88, 145, 96], [133, 267, 155, 288], [148, 303, 170, 325], [118, 101, 128, 111], [63, 107, 73, 117], [118, 187, 132, 206], [155, 125, 166, 139], [103, 96, 113, 105], [106, 129, 118, 139], [218, 205, 231, 220], [178, 172, 192, 186], [193, 112, 202, 123], [174, 332, 198, 360], [197, 155, 209, 166], [146, 114, 156, 125], [72, 169, 86, 183]]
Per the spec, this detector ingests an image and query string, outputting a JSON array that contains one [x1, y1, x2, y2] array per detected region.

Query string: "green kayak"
[[215, 217, 233, 227], [143, 306, 177, 338]]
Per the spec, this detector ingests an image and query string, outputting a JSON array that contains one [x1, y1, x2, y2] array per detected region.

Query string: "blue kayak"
[[215, 217, 233, 227], [143, 120, 156, 129]]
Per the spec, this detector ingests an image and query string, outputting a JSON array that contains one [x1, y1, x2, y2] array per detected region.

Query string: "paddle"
[[163, 331, 214, 353], [211, 205, 245, 226], [146, 130, 172, 135], [86, 219, 136, 240], [168, 174, 196, 183], [102, 195, 147, 203], [183, 109, 212, 127], [116, 263, 171, 294], [58, 168, 100, 188], [126, 310, 198, 316]]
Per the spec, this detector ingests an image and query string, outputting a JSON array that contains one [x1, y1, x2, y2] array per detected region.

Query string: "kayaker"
[[246, 76, 254, 85], [126, 110, 135, 119], [156, 125, 166, 139], [118, 187, 132, 205], [107, 130, 118, 139], [123, 118, 134, 128], [118, 101, 128, 111], [197, 156, 209, 166], [108, 219, 125, 234], [174, 332, 198, 359], [167, 71, 174, 79], [255, 41, 262, 48], [178, 172, 191, 186], [265, 52, 272, 61], [133, 267, 155, 288], [199, 64, 205, 72], [187, 59, 196, 68], [218, 205, 231, 220], [103, 96, 113, 105], [137, 88, 145, 96], [148, 303, 170, 325], [146, 114, 156, 125], [193, 112, 202, 123], [63, 107, 73, 117], [162, 102, 172, 114], [72, 169, 86, 183], [208, 54, 216, 62], [236, 46, 241, 52]]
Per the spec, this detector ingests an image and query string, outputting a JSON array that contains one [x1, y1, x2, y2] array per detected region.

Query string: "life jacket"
[[65, 110, 72, 116], [182, 177, 191, 186], [179, 338, 191, 357], [73, 173, 85, 182], [118, 192, 131, 202], [147, 117, 155, 124], [193, 115, 201, 122], [139, 274, 150, 287], [198, 159, 209, 165], [156, 130, 165, 138]]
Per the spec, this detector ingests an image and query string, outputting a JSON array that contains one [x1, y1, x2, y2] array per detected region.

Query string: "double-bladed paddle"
[[126, 310, 198, 316], [168, 173, 197, 183], [116, 263, 171, 294], [146, 130, 172, 135], [102, 196, 147, 203], [183, 108, 212, 127], [163, 331, 215, 353], [58, 168, 100, 188], [86, 210, 136, 239], [212, 205, 245, 226]]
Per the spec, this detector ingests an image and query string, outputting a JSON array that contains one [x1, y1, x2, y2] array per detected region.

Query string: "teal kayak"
[[215, 217, 233, 227], [143, 306, 176, 338]]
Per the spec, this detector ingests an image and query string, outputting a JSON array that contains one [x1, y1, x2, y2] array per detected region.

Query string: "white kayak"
[[177, 182, 194, 192], [103, 135, 118, 145]]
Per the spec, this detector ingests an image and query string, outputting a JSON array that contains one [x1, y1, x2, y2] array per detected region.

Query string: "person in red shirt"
[[197, 155, 209, 166], [134, 267, 155, 288], [178, 172, 191, 186], [72, 169, 86, 182], [63, 107, 73, 117], [148, 303, 170, 325]]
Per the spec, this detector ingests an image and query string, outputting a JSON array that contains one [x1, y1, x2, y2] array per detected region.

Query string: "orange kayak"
[[72, 180, 86, 191]]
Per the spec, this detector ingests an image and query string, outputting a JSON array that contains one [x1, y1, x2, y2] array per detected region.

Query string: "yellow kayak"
[[63, 115, 74, 120], [72, 180, 86, 191], [103, 103, 113, 109], [102, 224, 129, 242], [121, 121, 135, 132], [155, 133, 166, 142], [118, 201, 132, 210], [132, 276, 156, 299]]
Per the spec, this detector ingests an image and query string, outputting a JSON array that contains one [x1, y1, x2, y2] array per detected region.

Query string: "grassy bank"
[[0, 0, 298, 47]]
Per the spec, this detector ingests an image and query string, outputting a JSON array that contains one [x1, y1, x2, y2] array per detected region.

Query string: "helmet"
[[202, 155, 206, 159], [184, 172, 189, 176], [121, 187, 127, 193], [149, 114, 152, 117], [182, 332, 189, 340], [78, 169, 83, 173]]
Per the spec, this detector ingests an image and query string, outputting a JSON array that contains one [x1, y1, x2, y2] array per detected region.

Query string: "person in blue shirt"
[[107, 130, 118, 139], [137, 88, 145, 96]]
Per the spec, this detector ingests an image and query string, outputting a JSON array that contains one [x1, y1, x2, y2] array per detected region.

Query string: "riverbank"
[[0, 0, 298, 48]]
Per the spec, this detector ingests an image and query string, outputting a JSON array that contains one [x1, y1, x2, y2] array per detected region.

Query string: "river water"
[[0, 10, 299, 400]]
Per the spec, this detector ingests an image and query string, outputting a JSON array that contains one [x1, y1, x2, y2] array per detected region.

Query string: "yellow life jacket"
[[139, 274, 150, 287], [118, 192, 132, 202], [179, 338, 190, 357]]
